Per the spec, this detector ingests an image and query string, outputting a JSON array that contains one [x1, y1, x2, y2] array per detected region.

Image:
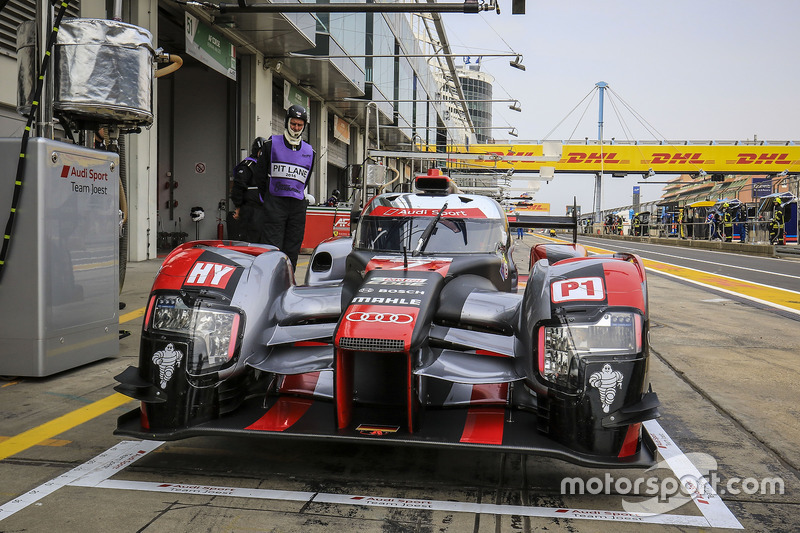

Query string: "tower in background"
[[456, 63, 494, 143]]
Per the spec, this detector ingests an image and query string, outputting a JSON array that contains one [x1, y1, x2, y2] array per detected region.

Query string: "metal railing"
[[581, 219, 790, 245]]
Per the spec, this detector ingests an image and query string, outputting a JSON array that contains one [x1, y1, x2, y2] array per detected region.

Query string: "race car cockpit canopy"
[[354, 192, 508, 254]]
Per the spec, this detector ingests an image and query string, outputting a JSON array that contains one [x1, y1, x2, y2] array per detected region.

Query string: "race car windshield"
[[414, 202, 447, 256], [356, 215, 505, 253]]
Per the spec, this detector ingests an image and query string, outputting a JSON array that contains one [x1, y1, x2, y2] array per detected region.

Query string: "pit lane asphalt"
[[0, 237, 798, 532]]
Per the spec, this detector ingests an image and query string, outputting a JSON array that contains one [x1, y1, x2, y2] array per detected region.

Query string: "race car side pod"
[[114, 242, 290, 434], [520, 254, 659, 459], [611, 252, 647, 284]]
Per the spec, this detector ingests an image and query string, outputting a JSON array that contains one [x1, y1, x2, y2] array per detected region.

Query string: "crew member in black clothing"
[[231, 137, 267, 242], [253, 105, 316, 270]]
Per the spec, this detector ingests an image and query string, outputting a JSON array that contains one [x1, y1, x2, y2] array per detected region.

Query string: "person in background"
[[706, 211, 716, 240], [737, 204, 747, 243], [325, 189, 341, 207], [230, 137, 266, 242], [94, 127, 107, 150], [770, 198, 785, 245], [722, 203, 733, 242], [253, 105, 316, 271]]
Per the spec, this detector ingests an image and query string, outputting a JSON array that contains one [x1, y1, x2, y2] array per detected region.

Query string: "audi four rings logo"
[[346, 312, 414, 323]]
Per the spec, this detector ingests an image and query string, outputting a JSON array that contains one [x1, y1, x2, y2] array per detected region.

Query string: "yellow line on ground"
[[0, 436, 70, 447], [641, 258, 800, 313], [120, 307, 145, 324], [1, 257, 315, 460], [581, 242, 800, 313], [0, 393, 133, 461]]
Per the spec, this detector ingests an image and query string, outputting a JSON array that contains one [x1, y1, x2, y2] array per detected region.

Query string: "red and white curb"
[[1, 422, 742, 528]]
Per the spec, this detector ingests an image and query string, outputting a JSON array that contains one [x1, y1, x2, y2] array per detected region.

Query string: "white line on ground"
[[580, 238, 799, 280], [647, 267, 800, 316], [0, 425, 744, 528], [0, 440, 163, 522], [644, 420, 743, 529]]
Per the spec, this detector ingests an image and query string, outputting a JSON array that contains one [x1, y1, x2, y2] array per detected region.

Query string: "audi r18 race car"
[[115, 170, 660, 468]]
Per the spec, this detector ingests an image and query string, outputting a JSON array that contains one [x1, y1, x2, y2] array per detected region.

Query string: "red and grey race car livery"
[[115, 173, 659, 468]]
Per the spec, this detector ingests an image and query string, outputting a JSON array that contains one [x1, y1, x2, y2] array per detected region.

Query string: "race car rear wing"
[[508, 198, 579, 243]]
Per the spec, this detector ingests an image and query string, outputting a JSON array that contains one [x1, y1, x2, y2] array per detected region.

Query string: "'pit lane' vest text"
[[269, 135, 313, 200]]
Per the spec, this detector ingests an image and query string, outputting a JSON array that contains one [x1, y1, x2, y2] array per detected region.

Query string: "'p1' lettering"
[[551, 277, 605, 303]]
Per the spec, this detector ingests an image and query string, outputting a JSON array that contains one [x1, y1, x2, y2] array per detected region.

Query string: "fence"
[[581, 218, 789, 245]]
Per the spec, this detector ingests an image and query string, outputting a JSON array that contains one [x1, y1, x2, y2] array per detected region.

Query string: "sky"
[[439, 0, 800, 214]]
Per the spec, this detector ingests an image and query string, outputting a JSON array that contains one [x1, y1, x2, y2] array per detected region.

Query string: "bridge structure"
[[369, 141, 799, 223], [457, 141, 800, 175], [371, 141, 800, 183], [372, 80, 799, 219]]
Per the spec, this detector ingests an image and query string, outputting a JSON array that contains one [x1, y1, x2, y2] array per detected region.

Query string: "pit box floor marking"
[[0, 420, 742, 528]]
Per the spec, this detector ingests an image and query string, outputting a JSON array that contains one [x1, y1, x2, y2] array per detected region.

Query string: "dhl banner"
[[511, 203, 550, 212], [457, 144, 800, 173]]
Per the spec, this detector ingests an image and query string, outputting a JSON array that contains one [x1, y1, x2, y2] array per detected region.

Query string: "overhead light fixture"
[[508, 101, 522, 112], [285, 52, 523, 61], [509, 55, 526, 71], [221, 2, 487, 13], [508, 128, 519, 137]]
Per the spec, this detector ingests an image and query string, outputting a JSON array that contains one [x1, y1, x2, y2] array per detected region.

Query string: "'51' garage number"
[[551, 277, 605, 303]]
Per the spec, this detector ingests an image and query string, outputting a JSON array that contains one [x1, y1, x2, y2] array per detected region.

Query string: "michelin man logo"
[[152, 343, 183, 389], [589, 363, 624, 413]]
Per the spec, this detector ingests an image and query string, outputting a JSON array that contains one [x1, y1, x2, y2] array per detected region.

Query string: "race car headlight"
[[190, 307, 241, 373], [149, 295, 242, 375], [152, 296, 192, 333], [537, 312, 642, 389]]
